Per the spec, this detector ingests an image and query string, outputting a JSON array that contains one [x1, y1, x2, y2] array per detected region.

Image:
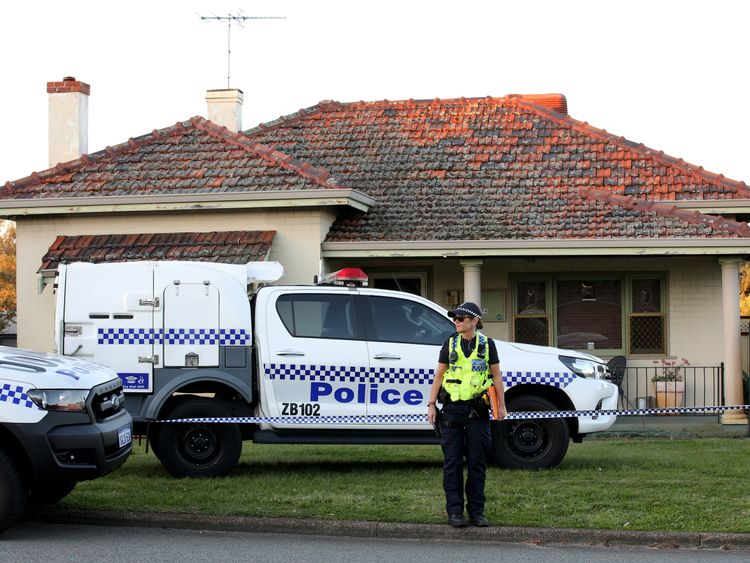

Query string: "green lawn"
[[61, 438, 750, 533]]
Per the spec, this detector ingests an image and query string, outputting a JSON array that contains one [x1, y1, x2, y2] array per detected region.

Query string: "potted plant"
[[652, 358, 688, 410]]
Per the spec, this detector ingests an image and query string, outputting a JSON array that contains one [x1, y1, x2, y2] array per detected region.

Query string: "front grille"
[[91, 379, 126, 421]]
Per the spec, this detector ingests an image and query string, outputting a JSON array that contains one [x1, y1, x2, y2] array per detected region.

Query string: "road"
[[2, 522, 748, 563]]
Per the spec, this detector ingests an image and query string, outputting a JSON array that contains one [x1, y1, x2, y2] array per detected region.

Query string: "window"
[[628, 279, 665, 354], [371, 273, 426, 296], [275, 294, 358, 340], [512, 274, 666, 355], [513, 281, 550, 346], [364, 296, 454, 345], [556, 280, 622, 349]]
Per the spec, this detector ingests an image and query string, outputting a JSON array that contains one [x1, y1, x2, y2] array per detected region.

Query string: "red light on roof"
[[319, 268, 369, 287]]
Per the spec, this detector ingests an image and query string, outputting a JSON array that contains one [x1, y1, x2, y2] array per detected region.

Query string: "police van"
[[55, 261, 618, 478], [0, 347, 132, 533]]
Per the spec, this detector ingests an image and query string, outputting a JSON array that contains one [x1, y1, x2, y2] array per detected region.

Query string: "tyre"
[[29, 480, 77, 506], [0, 447, 27, 534], [490, 395, 569, 470], [157, 398, 242, 478], [148, 424, 165, 461]]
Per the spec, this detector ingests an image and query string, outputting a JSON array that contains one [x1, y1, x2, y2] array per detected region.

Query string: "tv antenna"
[[200, 11, 286, 89]]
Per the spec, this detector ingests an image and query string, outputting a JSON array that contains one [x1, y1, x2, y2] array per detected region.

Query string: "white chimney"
[[47, 76, 90, 167], [206, 89, 244, 132]]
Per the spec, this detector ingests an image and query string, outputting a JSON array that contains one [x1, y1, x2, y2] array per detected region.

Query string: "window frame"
[[511, 273, 668, 357], [358, 295, 455, 346], [274, 293, 364, 341]]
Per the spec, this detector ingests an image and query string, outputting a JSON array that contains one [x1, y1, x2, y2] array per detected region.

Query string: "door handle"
[[373, 354, 401, 360], [276, 350, 305, 357]]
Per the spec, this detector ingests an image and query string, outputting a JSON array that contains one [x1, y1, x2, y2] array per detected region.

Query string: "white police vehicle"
[[0, 347, 132, 533], [56, 262, 618, 478]]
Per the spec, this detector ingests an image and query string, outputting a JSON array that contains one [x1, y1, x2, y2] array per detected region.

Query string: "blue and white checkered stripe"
[[98, 328, 161, 345], [157, 404, 750, 424], [0, 383, 35, 409], [265, 364, 574, 388], [220, 329, 250, 345], [97, 328, 249, 346], [504, 371, 576, 389], [265, 363, 433, 385]]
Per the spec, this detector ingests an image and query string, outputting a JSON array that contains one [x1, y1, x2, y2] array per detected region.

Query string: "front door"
[[262, 290, 369, 423]]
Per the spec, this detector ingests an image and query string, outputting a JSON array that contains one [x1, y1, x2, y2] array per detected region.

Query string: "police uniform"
[[437, 327, 498, 526]]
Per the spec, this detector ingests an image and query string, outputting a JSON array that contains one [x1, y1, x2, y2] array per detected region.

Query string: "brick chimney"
[[47, 76, 90, 167], [206, 89, 243, 132]]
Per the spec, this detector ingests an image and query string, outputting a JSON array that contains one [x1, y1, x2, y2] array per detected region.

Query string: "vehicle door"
[[62, 264, 155, 393], [261, 289, 368, 422], [360, 294, 455, 418], [161, 281, 220, 368]]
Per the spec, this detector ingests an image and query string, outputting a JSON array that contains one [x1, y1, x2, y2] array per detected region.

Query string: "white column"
[[460, 259, 483, 306], [719, 258, 747, 424]]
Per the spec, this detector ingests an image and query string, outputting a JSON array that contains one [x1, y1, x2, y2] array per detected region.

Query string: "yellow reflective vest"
[[442, 332, 493, 401]]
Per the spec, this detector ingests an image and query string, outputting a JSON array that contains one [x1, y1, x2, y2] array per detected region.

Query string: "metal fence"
[[616, 365, 724, 414]]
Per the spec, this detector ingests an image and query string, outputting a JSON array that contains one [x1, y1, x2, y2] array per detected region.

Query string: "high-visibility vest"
[[442, 332, 492, 401]]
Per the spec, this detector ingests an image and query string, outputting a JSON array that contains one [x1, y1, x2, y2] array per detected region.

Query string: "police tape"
[[156, 404, 750, 425]]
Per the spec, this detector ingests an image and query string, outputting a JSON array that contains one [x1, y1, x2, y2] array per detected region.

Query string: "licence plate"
[[118, 425, 132, 448]]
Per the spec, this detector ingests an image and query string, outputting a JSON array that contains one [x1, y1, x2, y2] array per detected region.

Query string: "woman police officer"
[[427, 302, 508, 527]]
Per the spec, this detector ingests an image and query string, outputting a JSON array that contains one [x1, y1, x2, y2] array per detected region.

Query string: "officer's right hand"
[[427, 404, 437, 424]]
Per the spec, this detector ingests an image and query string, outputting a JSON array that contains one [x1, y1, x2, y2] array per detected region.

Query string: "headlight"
[[559, 356, 605, 379], [27, 389, 90, 412]]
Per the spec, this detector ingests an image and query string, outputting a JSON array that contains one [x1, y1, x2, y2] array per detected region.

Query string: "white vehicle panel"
[[62, 263, 154, 393], [162, 282, 220, 367]]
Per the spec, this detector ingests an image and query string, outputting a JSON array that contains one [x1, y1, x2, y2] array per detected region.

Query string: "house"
[[1, 78, 748, 423]]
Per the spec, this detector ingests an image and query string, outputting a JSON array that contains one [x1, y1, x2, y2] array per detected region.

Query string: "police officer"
[[427, 302, 507, 527]]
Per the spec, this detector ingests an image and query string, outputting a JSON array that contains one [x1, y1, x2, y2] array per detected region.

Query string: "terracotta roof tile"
[[4, 117, 345, 200], [246, 95, 750, 241], [39, 230, 276, 272]]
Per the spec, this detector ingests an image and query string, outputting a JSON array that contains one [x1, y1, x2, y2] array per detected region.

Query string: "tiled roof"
[[245, 95, 750, 241], [3, 117, 343, 199], [39, 230, 275, 272]]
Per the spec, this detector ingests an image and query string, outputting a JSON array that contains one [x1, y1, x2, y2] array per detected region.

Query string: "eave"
[[672, 199, 750, 215], [321, 238, 750, 258], [0, 189, 375, 218]]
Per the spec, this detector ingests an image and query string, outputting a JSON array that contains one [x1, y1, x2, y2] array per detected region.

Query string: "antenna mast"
[[200, 12, 286, 89]]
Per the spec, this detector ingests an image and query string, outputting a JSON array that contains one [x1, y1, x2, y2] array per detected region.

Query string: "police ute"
[[54, 261, 618, 478], [0, 347, 132, 533]]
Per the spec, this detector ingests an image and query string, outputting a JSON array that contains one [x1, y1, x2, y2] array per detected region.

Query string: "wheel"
[[157, 398, 242, 478], [148, 424, 165, 461], [490, 395, 569, 470], [0, 447, 27, 534], [29, 480, 77, 506]]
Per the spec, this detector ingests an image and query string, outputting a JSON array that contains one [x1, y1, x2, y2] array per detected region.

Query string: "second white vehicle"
[[55, 261, 618, 477], [0, 347, 132, 533]]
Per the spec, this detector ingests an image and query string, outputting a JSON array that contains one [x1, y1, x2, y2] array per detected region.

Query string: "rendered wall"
[[16, 208, 337, 352]]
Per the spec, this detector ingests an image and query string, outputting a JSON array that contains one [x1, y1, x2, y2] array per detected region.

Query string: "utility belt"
[[438, 388, 491, 421]]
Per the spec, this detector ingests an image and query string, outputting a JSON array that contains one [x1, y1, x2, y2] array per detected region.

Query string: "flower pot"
[[654, 381, 685, 412]]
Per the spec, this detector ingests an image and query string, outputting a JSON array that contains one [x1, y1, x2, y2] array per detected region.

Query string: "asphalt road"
[[3, 522, 749, 563]]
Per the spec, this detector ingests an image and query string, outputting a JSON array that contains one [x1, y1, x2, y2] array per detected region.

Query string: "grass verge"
[[60, 438, 750, 532]]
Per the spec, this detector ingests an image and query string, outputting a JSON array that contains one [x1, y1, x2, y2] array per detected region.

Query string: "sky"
[[1, 0, 748, 186]]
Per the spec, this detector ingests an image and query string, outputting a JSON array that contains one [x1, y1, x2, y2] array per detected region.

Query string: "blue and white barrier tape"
[[157, 404, 750, 425]]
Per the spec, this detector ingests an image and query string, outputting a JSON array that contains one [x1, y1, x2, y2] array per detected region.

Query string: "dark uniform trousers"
[[439, 399, 491, 517]]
